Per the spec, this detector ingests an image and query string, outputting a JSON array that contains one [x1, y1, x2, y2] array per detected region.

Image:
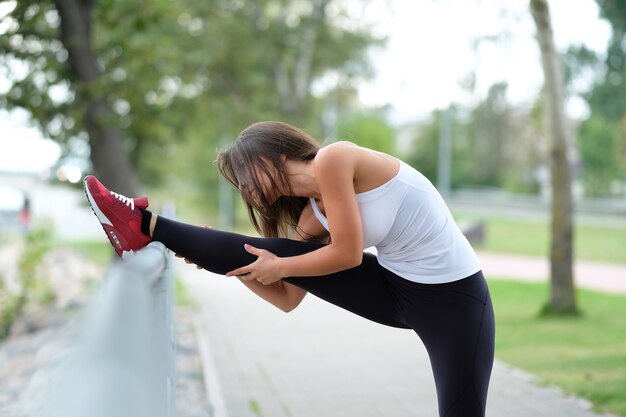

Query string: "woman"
[[84, 121, 495, 417]]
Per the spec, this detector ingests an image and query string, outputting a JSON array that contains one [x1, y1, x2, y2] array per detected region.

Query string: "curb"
[[193, 312, 229, 417]]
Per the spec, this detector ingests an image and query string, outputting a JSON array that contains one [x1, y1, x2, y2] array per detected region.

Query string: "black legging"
[[153, 216, 495, 417]]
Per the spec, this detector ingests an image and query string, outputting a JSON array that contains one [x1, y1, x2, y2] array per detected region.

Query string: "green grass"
[[490, 279, 626, 416], [457, 215, 626, 264]]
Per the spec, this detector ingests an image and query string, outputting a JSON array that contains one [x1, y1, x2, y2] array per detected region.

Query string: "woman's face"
[[238, 161, 282, 207]]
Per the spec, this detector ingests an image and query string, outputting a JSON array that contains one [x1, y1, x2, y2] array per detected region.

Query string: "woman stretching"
[[84, 121, 495, 417]]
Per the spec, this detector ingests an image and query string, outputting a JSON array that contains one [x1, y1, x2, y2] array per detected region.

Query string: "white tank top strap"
[[309, 198, 329, 229]]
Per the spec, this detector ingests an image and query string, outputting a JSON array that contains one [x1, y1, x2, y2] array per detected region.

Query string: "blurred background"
[[1, 0, 625, 226], [0, 0, 625, 416]]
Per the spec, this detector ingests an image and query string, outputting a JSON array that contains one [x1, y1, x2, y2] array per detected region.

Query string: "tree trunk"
[[54, 0, 140, 197], [273, 0, 329, 123], [530, 0, 577, 314]]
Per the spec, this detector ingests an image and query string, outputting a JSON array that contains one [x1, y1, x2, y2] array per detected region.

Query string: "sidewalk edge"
[[193, 312, 229, 417]]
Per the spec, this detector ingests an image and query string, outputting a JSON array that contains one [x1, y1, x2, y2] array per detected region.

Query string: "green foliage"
[[406, 109, 446, 184], [406, 108, 473, 187], [562, 45, 601, 94], [578, 116, 623, 196], [0, 0, 382, 201], [501, 170, 541, 194], [0, 278, 23, 340], [465, 83, 512, 187], [337, 111, 396, 154], [561, 2, 626, 197], [18, 228, 52, 301], [491, 280, 626, 416], [0, 1, 72, 140], [406, 85, 541, 192], [18, 227, 55, 305], [0, 226, 54, 340]]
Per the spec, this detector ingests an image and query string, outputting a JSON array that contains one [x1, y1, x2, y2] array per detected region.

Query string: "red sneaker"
[[83, 175, 151, 257]]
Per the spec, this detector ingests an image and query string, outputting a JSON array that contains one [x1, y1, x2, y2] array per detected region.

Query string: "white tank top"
[[309, 159, 481, 284]]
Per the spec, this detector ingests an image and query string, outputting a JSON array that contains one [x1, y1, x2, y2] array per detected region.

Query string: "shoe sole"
[[83, 177, 125, 257]]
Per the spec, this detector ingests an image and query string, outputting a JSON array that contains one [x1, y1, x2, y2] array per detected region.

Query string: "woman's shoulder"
[[316, 141, 400, 194], [315, 141, 359, 165], [316, 141, 396, 169], [318, 140, 359, 154], [312, 142, 359, 190]]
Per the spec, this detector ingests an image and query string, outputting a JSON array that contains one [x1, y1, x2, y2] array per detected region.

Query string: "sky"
[[358, 0, 610, 122], [0, 0, 612, 174]]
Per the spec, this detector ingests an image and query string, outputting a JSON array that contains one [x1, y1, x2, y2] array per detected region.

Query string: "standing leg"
[[387, 270, 495, 417], [153, 216, 410, 329]]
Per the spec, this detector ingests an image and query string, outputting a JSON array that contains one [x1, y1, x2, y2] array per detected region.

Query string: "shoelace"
[[110, 191, 135, 210]]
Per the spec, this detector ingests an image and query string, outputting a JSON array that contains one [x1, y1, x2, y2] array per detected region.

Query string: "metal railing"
[[40, 241, 175, 417]]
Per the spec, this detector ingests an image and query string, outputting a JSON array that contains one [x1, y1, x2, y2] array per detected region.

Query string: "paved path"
[[180, 259, 618, 417], [477, 251, 626, 294]]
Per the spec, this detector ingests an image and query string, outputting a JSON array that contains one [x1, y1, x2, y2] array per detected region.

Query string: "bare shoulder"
[[314, 141, 359, 168], [316, 141, 399, 194], [317, 140, 358, 155]]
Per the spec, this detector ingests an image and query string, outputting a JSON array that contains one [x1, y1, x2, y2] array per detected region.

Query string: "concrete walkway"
[[180, 255, 620, 417]]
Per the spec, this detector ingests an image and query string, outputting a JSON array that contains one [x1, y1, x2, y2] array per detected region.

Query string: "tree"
[[466, 83, 512, 187], [578, 116, 622, 196], [0, 0, 381, 203], [160, 0, 382, 221], [530, 0, 577, 314], [562, 1, 626, 197], [406, 112, 441, 184], [0, 0, 200, 195], [337, 111, 396, 154], [0, 1, 145, 195], [405, 106, 474, 189], [590, 0, 626, 122]]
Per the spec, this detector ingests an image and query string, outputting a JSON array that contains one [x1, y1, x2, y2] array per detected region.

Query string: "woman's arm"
[[234, 202, 327, 311], [236, 276, 304, 313], [175, 229, 305, 312], [280, 143, 363, 275], [227, 142, 364, 283]]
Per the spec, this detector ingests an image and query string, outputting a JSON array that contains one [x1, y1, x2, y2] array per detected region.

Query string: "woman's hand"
[[226, 244, 284, 285], [174, 252, 203, 269]]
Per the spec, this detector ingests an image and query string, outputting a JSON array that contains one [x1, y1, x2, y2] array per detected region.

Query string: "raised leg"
[[153, 216, 410, 329]]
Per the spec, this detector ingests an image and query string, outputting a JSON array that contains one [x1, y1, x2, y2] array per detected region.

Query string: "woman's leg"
[[387, 271, 495, 417], [153, 216, 410, 329], [82, 175, 408, 328]]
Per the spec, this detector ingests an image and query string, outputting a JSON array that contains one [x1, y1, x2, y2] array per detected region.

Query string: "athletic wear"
[[83, 175, 151, 257], [310, 159, 482, 284], [83, 167, 495, 416], [149, 216, 495, 417]]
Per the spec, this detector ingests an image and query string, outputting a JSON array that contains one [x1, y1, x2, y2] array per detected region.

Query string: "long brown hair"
[[216, 121, 321, 239]]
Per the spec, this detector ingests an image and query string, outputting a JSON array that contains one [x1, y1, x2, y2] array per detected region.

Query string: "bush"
[[0, 226, 54, 340]]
